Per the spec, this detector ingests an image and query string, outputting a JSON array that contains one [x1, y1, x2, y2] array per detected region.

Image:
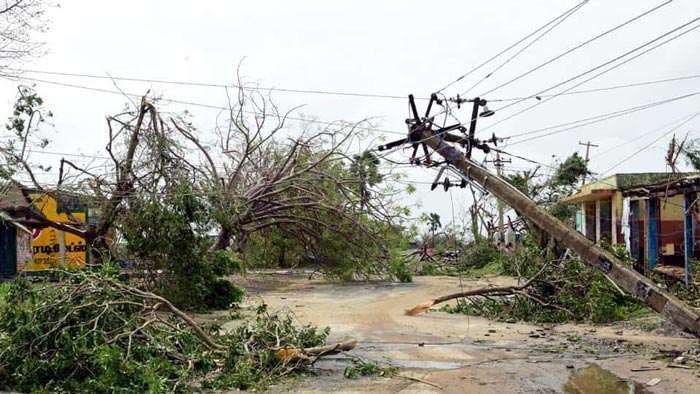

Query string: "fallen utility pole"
[[381, 93, 700, 335], [421, 128, 700, 337]]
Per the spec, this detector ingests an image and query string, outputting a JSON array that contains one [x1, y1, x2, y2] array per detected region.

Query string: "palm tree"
[[350, 151, 382, 210], [427, 212, 441, 245]]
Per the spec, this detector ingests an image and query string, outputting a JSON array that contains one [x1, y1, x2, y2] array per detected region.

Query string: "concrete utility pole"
[[423, 129, 700, 337], [578, 140, 598, 185], [485, 152, 511, 244]]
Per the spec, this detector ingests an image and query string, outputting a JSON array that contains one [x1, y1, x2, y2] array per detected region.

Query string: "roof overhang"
[[561, 189, 615, 203], [623, 175, 700, 198]]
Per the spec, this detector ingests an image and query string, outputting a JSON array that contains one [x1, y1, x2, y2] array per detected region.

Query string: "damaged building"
[[564, 172, 700, 283]]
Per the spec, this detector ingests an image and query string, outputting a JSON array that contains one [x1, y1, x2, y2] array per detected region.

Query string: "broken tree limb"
[[275, 339, 358, 362], [304, 339, 358, 356], [398, 374, 444, 390], [406, 261, 549, 315], [420, 129, 700, 337]]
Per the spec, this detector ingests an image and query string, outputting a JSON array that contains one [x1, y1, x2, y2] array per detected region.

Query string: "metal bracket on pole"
[[430, 164, 488, 194]]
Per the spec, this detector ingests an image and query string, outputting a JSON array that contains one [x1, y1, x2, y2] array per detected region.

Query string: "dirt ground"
[[221, 271, 700, 393]]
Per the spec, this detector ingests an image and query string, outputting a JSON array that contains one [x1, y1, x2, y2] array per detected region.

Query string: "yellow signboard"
[[23, 193, 88, 271]]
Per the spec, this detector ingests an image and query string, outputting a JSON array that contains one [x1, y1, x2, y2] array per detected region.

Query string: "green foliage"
[[449, 236, 643, 324], [504, 169, 535, 195], [121, 179, 243, 310], [0, 273, 213, 393], [350, 151, 383, 209], [462, 260, 502, 278], [421, 212, 441, 235], [552, 152, 589, 187], [604, 242, 636, 266], [238, 148, 408, 283], [343, 361, 391, 379], [682, 139, 700, 170], [214, 303, 330, 390], [458, 238, 507, 270], [388, 250, 413, 283], [1, 86, 53, 180], [245, 227, 306, 269], [0, 271, 333, 393], [246, 214, 410, 283], [210, 250, 243, 276], [659, 265, 700, 309]]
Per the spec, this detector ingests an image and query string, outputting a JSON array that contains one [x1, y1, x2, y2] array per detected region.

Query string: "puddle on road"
[[563, 364, 651, 394]]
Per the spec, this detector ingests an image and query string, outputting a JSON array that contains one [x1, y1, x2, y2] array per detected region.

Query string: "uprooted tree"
[[170, 79, 408, 280]]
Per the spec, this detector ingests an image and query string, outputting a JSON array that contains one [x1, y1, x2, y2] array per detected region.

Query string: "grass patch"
[[461, 260, 502, 278], [344, 361, 395, 379]]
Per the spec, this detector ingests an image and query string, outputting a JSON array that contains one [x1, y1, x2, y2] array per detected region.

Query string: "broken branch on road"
[[405, 261, 551, 316]]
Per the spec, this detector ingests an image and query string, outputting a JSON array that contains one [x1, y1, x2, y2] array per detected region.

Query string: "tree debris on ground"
[[0, 268, 356, 393], [407, 237, 649, 325]]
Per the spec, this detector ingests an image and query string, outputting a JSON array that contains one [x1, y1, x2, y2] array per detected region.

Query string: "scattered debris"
[[631, 367, 661, 372], [673, 356, 687, 365], [275, 340, 358, 362], [666, 363, 693, 370], [398, 374, 444, 390], [405, 263, 549, 316]]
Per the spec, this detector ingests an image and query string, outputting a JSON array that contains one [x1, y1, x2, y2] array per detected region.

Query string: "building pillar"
[[684, 193, 693, 285], [580, 203, 586, 235], [595, 199, 601, 243], [611, 198, 618, 245], [647, 197, 658, 270]]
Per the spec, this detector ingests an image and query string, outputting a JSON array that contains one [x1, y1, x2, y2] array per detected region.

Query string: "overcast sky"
[[2, 0, 700, 233]]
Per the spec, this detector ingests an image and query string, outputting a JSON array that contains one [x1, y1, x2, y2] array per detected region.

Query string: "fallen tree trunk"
[[420, 129, 700, 337]]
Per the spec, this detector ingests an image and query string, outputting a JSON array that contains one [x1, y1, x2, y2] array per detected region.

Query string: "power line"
[[436, 0, 589, 93], [589, 111, 700, 161], [598, 111, 700, 177], [477, 0, 673, 97], [492, 148, 557, 169], [480, 14, 700, 134], [461, 0, 588, 96], [0, 73, 408, 138], [506, 90, 700, 145], [2, 68, 429, 102], [490, 73, 700, 102]]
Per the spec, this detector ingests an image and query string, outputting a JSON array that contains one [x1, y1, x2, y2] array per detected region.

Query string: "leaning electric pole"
[[379, 93, 700, 337], [485, 152, 511, 244]]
